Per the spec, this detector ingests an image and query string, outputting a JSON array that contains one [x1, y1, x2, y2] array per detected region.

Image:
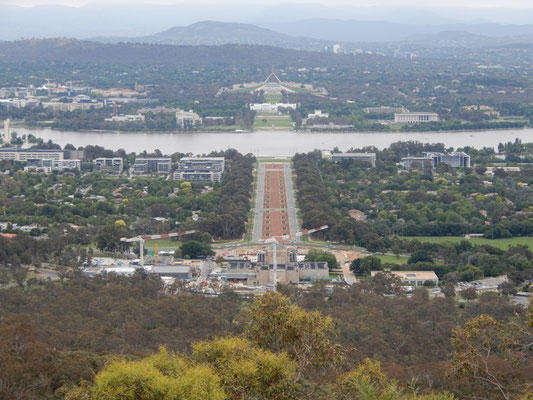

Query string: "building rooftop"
[[149, 265, 191, 274], [0, 148, 63, 153], [371, 270, 438, 281]]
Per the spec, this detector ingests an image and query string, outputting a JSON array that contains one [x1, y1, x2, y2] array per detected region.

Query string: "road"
[[196, 260, 214, 284], [252, 162, 299, 242]]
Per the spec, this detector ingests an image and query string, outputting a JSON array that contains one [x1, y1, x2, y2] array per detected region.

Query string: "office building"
[[394, 112, 439, 124], [322, 151, 376, 167], [93, 158, 123, 175], [174, 157, 225, 182], [0, 148, 64, 162], [401, 152, 471, 170], [133, 158, 172, 175], [426, 152, 471, 168], [176, 109, 202, 128]]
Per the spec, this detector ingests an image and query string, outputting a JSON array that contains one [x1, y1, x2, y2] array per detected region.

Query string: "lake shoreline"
[[14, 125, 533, 135]]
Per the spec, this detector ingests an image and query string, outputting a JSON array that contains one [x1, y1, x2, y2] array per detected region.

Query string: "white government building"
[[394, 112, 439, 124], [249, 103, 298, 113], [176, 109, 202, 128]]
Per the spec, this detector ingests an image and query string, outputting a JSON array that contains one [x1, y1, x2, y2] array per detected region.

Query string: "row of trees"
[[199, 150, 255, 240]]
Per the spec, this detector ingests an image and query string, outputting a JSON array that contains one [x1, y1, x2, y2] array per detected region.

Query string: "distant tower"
[[3, 119, 11, 144]]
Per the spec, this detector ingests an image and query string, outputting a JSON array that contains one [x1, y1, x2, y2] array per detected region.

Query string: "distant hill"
[[265, 18, 533, 43], [93, 21, 331, 51]]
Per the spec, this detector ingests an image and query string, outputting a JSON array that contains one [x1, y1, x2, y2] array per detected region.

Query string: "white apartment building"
[[25, 159, 81, 173], [93, 158, 124, 175], [174, 157, 225, 182], [394, 112, 439, 124]]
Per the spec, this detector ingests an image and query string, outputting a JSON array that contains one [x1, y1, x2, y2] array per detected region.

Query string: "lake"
[[14, 127, 533, 156]]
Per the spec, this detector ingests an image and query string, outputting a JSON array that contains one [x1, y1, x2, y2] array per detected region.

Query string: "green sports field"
[[402, 236, 533, 250]]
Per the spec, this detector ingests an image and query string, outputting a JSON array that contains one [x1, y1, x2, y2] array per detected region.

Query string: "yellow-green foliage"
[[244, 292, 342, 372], [192, 336, 298, 400], [336, 359, 455, 400], [81, 347, 226, 400]]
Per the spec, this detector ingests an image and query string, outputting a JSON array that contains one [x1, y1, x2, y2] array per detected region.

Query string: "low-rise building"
[[93, 158, 123, 175], [371, 270, 439, 287], [306, 110, 329, 120], [401, 152, 471, 170], [174, 157, 225, 182], [461, 105, 500, 117], [426, 152, 471, 168], [42, 101, 103, 112], [249, 103, 297, 113], [25, 159, 81, 172], [148, 265, 194, 279], [363, 106, 408, 114], [0, 98, 40, 109], [394, 112, 439, 124], [63, 149, 86, 160], [322, 151, 376, 167], [133, 158, 172, 175], [105, 114, 145, 122], [0, 148, 64, 162], [176, 109, 202, 128], [400, 156, 434, 171]]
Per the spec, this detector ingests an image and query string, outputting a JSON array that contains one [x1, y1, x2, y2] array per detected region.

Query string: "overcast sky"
[[3, 0, 533, 7]]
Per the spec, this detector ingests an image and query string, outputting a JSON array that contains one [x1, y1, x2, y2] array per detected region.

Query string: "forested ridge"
[[0, 39, 381, 67], [0, 276, 532, 399]]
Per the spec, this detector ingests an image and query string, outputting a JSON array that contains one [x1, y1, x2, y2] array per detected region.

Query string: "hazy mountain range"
[[2, 3, 533, 42], [86, 20, 533, 51]]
